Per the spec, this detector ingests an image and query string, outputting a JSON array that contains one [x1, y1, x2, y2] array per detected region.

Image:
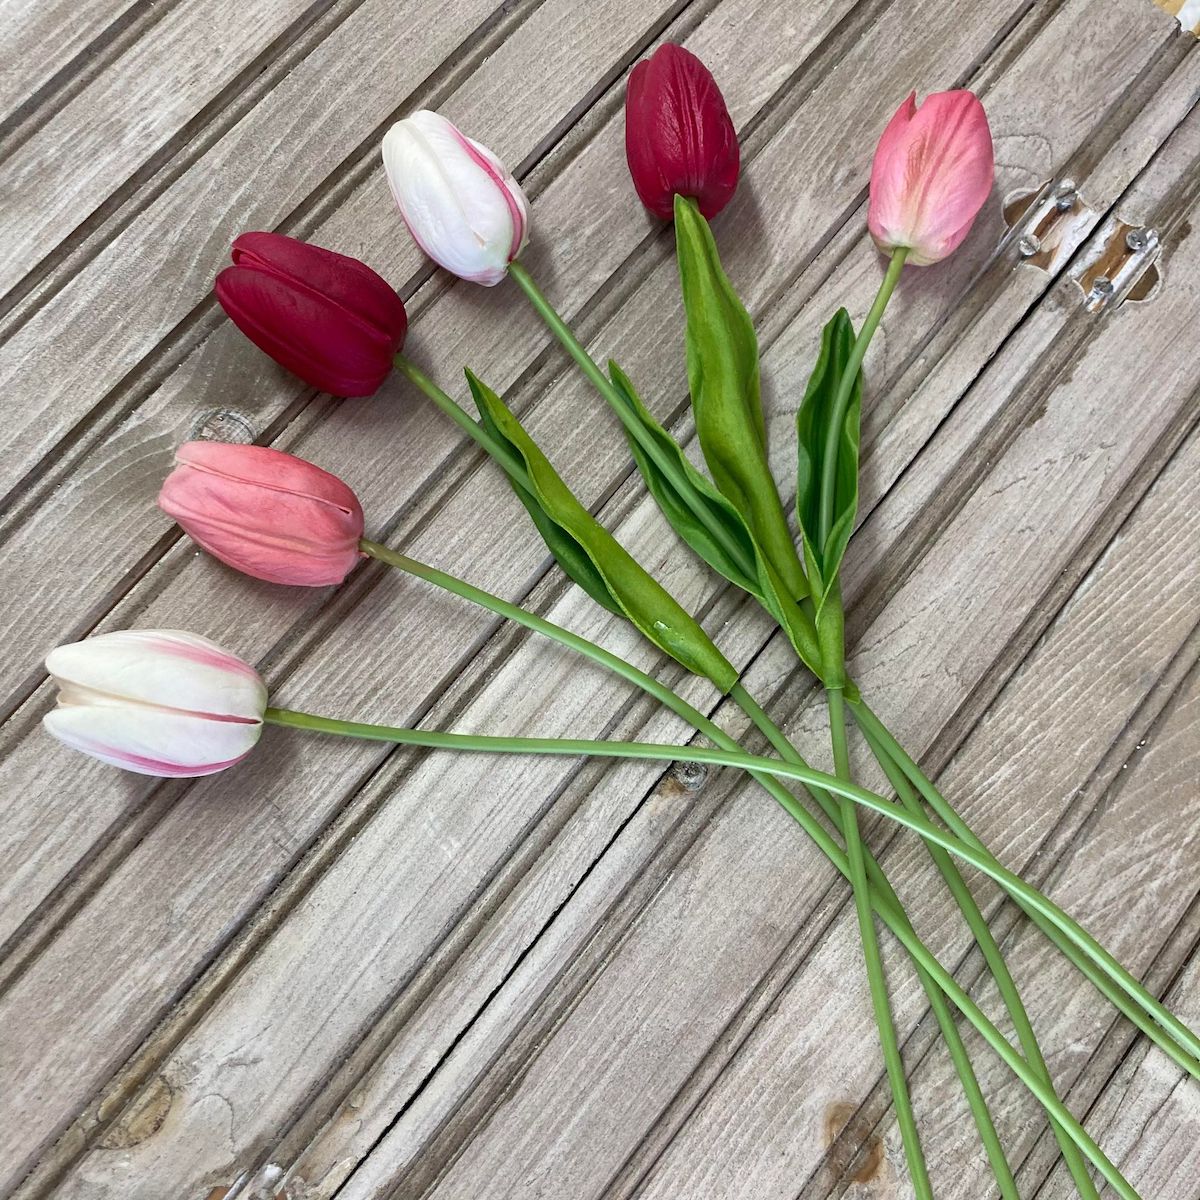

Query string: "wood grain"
[[0, 0, 1196, 1196]]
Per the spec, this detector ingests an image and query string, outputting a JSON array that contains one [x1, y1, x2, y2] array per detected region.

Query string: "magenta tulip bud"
[[159, 442, 365, 586], [867, 90, 994, 266], [44, 630, 267, 777], [215, 232, 408, 396], [624, 44, 739, 221]]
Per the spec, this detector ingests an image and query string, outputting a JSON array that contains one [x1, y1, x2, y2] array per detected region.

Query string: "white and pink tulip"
[[381, 109, 529, 286], [43, 630, 267, 777]]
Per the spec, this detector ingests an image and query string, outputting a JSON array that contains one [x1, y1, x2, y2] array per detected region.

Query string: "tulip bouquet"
[[42, 44, 1196, 1199]]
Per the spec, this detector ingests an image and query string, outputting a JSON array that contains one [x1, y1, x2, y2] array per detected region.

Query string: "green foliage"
[[673, 194, 808, 606], [466, 370, 738, 693]]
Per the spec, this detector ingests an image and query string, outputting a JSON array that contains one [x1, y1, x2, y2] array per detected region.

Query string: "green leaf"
[[472, 377, 623, 619], [466, 370, 738, 693], [795, 308, 862, 606], [673, 193, 808, 604], [606, 361, 760, 596], [607, 359, 824, 678]]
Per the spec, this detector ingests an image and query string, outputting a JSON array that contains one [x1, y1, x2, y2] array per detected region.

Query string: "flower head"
[[625, 44, 739, 221], [867, 90, 994, 266], [44, 630, 267, 777], [159, 441, 364, 586], [215, 232, 407, 396], [382, 111, 529, 286]]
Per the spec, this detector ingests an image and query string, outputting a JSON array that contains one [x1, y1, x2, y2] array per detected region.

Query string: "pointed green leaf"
[[673, 194, 808, 604], [795, 308, 862, 608], [473, 378, 623, 618], [606, 361, 761, 596], [467, 370, 738, 693], [607, 361, 824, 677]]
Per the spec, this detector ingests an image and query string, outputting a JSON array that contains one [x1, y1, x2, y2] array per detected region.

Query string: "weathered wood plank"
[[0, 0, 144, 124], [42, 53, 1200, 1200], [1037, 670, 1200, 1198], [0, 0, 331, 301]]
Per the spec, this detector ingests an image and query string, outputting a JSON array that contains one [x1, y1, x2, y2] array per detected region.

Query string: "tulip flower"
[[215, 232, 408, 396], [43, 630, 267, 777], [867, 90, 994, 266], [159, 441, 364, 586], [624, 44, 739, 221], [381, 110, 529, 286]]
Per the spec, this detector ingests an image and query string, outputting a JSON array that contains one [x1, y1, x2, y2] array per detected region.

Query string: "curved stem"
[[731, 683, 1018, 1197], [850, 698, 1200, 1077], [859, 719, 1098, 1199], [816, 247, 906, 548], [829, 686, 932, 1199], [263, 705, 1139, 1200]]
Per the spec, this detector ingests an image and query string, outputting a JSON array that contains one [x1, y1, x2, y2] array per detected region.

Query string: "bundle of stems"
[[391, 243, 1197, 1199]]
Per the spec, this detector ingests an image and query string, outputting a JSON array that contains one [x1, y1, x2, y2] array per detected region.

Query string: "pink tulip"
[[44, 630, 267, 777], [867, 90, 994, 266], [159, 442, 364, 586]]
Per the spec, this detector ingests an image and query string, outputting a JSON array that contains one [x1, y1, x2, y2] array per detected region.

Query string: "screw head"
[[1017, 234, 1042, 258]]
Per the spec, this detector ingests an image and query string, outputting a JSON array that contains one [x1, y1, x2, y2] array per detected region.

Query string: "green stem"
[[859, 720, 1098, 1199], [829, 686, 932, 1199], [263, 704, 1139, 1200], [850, 697, 1200, 1078], [506, 259, 751, 574], [816, 247, 907, 548], [393, 353, 530, 485], [731, 683, 1018, 1197]]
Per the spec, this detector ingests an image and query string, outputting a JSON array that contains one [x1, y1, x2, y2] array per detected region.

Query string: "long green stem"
[[859, 720, 1098, 1199], [816, 247, 906, 548], [731, 683, 1018, 1197], [263, 704, 1139, 1200], [829, 686, 932, 1198], [850, 698, 1200, 1077], [360, 538, 1022, 1188]]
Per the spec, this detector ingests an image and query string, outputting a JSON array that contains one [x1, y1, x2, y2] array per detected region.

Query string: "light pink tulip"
[[44, 630, 267, 777], [867, 90, 994, 266], [159, 442, 365, 586]]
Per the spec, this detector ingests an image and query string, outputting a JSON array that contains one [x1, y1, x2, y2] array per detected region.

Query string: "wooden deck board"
[[0, 0, 1197, 1197]]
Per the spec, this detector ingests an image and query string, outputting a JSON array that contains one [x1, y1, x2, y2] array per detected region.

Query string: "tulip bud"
[[624, 44, 739, 221], [381, 110, 529, 286], [43, 630, 267, 777], [867, 90, 994, 266], [159, 442, 365, 586], [215, 232, 408, 396]]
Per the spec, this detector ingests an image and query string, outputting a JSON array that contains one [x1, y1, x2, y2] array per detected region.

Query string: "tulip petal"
[[43, 704, 261, 777], [45, 630, 267, 721], [382, 111, 529, 286], [868, 90, 993, 265], [159, 444, 364, 586]]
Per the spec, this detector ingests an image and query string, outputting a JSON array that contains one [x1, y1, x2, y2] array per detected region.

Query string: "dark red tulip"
[[624, 44, 739, 221], [215, 232, 408, 397]]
